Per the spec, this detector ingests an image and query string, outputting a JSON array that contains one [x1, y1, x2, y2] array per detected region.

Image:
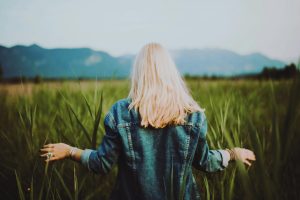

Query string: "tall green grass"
[[0, 77, 299, 199]]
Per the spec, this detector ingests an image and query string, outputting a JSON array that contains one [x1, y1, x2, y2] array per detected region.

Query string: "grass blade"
[[74, 165, 78, 200], [82, 93, 94, 119], [67, 104, 92, 145], [92, 91, 103, 149], [15, 170, 25, 200], [54, 169, 73, 200]]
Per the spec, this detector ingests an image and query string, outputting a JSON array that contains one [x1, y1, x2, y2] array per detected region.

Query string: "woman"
[[40, 43, 255, 199]]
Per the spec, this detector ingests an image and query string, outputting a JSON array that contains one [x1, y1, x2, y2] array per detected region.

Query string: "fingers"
[[40, 152, 57, 157], [40, 153, 50, 157], [40, 143, 56, 163], [233, 148, 256, 167], [243, 149, 255, 166], [248, 153, 256, 161], [245, 149, 256, 161], [40, 143, 67, 163], [40, 148, 53, 152], [41, 144, 54, 151], [43, 143, 55, 148], [45, 156, 59, 163], [243, 159, 252, 166], [41, 152, 59, 162]]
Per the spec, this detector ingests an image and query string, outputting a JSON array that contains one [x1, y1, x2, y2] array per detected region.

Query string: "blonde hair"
[[128, 43, 204, 128]]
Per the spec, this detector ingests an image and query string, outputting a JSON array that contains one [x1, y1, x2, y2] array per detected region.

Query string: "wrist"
[[225, 148, 236, 161], [68, 146, 78, 159]]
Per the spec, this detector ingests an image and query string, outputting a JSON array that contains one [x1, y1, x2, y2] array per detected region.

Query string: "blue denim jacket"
[[81, 98, 229, 200]]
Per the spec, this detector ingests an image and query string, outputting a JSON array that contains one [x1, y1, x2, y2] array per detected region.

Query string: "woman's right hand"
[[40, 143, 71, 162], [229, 147, 256, 166]]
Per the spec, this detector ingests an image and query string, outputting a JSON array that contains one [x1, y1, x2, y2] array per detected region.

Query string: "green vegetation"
[[0, 64, 3, 81], [0, 77, 299, 199]]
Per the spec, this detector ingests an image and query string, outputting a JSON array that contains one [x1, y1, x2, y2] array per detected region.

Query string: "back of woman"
[[40, 43, 255, 200], [100, 98, 208, 199]]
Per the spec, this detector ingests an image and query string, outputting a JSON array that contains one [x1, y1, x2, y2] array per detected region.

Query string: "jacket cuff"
[[80, 149, 94, 171], [217, 149, 230, 168]]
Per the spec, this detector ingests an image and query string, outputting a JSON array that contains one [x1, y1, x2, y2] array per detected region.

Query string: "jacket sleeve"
[[80, 112, 121, 175], [192, 113, 230, 172]]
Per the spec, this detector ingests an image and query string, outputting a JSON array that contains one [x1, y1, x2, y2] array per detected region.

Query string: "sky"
[[0, 0, 299, 62]]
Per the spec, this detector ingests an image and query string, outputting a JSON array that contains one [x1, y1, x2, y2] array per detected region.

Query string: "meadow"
[[0, 78, 299, 200]]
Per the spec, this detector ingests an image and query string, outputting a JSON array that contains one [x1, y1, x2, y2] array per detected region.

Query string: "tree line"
[[0, 62, 299, 83], [184, 63, 299, 80], [258, 63, 298, 79]]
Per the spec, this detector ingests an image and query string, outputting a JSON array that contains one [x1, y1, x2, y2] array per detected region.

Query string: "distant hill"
[[171, 49, 285, 76], [0, 44, 286, 78]]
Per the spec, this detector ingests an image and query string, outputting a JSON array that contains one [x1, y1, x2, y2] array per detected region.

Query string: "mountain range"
[[0, 44, 286, 78]]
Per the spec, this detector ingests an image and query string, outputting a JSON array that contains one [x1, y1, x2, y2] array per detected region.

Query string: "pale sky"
[[0, 0, 299, 62]]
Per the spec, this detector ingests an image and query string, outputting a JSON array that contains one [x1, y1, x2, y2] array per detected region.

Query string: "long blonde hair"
[[128, 43, 204, 128]]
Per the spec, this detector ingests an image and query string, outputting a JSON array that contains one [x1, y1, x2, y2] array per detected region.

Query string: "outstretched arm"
[[192, 113, 256, 172], [40, 143, 83, 162], [40, 112, 121, 175]]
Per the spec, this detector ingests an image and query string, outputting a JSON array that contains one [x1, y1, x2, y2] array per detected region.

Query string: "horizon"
[[0, 43, 292, 63], [0, 0, 299, 63]]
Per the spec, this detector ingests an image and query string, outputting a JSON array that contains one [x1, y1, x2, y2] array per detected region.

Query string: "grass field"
[[0, 78, 299, 200]]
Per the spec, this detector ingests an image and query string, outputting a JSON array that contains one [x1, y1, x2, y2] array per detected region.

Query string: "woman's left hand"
[[231, 147, 256, 166], [40, 143, 71, 162]]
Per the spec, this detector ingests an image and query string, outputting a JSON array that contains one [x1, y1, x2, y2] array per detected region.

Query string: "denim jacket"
[[81, 98, 229, 200]]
